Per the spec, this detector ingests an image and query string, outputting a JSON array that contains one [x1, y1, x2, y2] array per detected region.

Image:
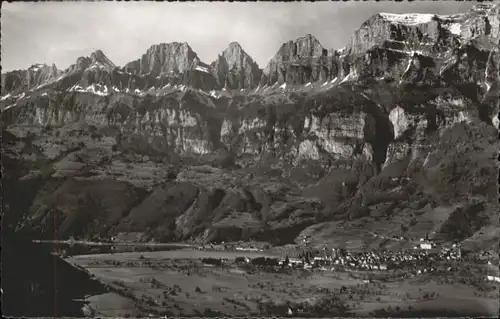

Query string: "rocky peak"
[[337, 4, 500, 93], [348, 12, 447, 56], [274, 34, 325, 62], [30, 50, 117, 93], [260, 34, 335, 86], [67, 50, 115, 74], [1, 63, 62, 94], [26, 63, 61, 77], [210, 41, 262, 89], [222, 41, 250, 69], [123, 42, 198, 77], [89, 50, 116, 71], [349, 3, 500, 56]]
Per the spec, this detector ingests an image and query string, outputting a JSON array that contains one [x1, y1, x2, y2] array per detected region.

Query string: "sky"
[[1, 1, 478, 72]]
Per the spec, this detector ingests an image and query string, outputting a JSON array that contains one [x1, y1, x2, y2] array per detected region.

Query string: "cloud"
[[1, 1, 475, 72]]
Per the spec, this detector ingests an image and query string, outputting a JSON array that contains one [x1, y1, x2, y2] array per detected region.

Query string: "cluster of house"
[[277, 242, 463, 273], [195, 243, 500, 286], [195, 238, 498, 282]]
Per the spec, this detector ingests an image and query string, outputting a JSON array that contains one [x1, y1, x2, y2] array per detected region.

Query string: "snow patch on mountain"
[[89, 62, 109, 71], [399, 55, 416, 84], [3, 104, 16, 111], [69, 84, 109, 96], [1, 93, 12, 101], [379, 13, 435, 25], [2, 92, 26, 110], [340, 71, 357, 84], [195, 65, 210, 73]]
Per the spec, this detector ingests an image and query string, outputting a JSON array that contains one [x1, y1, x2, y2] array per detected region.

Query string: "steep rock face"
[[1, 63, 62, 94], [3, 89, 223, 156], [348, 13, 459, 56], [383, 88, 476, 166], [211, 42, 262, 89], [182, 57, 220, 91], [122, 43, 219, 91], [124, 42, 197, 76], [260, 34, 338, 86], [219, 88, 392, 171], [2, 85, 395, 172], [340, 4, 500, 92], [2, 78, 490, 176]]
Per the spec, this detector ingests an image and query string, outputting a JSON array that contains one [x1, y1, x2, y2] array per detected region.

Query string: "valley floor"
[[66, 249, 499, 317]]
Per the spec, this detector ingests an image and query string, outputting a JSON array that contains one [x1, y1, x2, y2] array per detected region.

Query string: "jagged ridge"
[[1, 3, 498, 97]]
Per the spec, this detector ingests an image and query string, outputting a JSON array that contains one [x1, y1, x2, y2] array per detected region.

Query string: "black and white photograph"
[[1, 0, 499, 317]]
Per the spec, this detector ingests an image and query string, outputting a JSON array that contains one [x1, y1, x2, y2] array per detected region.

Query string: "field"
[[66, 249, 499, 317]]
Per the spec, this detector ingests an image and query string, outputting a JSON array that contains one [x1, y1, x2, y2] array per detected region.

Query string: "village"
[[277, 244, 460, 273], [197, 237, 500, 284], [64, 235, 498, 283]]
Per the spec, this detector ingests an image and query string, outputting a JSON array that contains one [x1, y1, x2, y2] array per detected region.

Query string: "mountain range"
[[1, 3, 498, 251], [2, 3, 499, 98]]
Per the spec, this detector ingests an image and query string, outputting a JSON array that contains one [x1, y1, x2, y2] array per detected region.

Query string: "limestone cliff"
[[260, 34, 338, 86], [211, 42, 262, 89], [1, 63, 62, 94]]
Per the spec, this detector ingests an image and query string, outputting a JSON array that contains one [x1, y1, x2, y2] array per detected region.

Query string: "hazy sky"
[[1, 1, 477, 72]]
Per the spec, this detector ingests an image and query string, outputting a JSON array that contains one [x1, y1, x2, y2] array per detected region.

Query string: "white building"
[[289, 258, 303, 266], [420, 243, 432, 250], [486, 275, 500, 283]]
